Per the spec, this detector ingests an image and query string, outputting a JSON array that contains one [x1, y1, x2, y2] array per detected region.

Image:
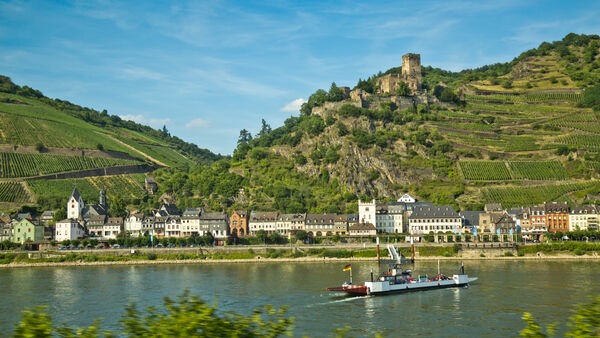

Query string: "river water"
[[1, 260, 599, 336]]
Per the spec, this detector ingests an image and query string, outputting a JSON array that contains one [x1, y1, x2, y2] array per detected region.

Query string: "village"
[[0, 184, 597, 250]]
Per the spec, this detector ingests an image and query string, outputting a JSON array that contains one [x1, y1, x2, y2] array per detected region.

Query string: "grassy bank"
[[2, 244, 600, 268]]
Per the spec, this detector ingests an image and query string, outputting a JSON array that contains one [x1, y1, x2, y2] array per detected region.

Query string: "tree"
[[440, 88, 459, 103], [295, 230, 308, 242], [337, 121, 349, 136], [13, 293, 293, 337], [328, 82, 344, 101], [61, 240, 70, 247], [71, 239, 80, 247], [259, 119, 271, 137], [109, 195, 127, 218], [161, 125, 170, 137], [256, 229, 268, 244], [96, 143, 104, 151], [581, 84, 600, 112], [237, 129, 252, 145], [396, 81, 411, 96]]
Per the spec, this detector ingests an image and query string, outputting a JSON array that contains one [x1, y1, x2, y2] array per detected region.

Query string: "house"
[[165, 216, 182, 238], [12, 219, 44, 243], [145, 176, 158, 194], [182, 208, 201, 237], [489, 212, 517, 236], [0, 220, 11, 241], [249, 211, 279, 235], [160, 203, 180, 217], [569, 205, 598, 231], [544, 202, 569, 233], [305, 214, 337, 237], [16, 212, 33, 221], [349, 223, 377, 237], [198, 212, 228, 239], [103, 217, 123, 239], [397, 193, 416, 203], [333, 215, 349, 235], [408, 205, 461, 236], [82, 190, 109, 220], [151, 216, 166, 238], [484, 203, 503, 212], [459, 211, 484, 233], [55, 219, 85, 242], [346, 214, 359, 226], [40, 210, 55, 225], [276, 213, 306, 236], [230, 210, 248, 237], [86, 215, 107, 237], [124, 213, 145, 237]]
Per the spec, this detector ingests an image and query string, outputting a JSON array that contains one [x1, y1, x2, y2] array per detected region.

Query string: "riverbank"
[[1, 252, 599, 268]]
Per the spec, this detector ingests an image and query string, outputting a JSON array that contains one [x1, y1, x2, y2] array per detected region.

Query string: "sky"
[[1, 0, 600, 155]]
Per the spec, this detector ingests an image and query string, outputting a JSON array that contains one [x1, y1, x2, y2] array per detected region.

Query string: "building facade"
[[55, 219, 85, 242]]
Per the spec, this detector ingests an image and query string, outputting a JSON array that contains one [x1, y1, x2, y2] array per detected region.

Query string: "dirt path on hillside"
[[98, 132, 168, 167]]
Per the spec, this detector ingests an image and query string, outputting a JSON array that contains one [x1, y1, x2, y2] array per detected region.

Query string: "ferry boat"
[[327, 245, 477, 296]]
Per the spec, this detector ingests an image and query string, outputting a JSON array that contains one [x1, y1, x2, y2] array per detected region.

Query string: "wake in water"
[[307, 294, 372, 308]]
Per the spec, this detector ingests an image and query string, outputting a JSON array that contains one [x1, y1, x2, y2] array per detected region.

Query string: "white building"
[[569, 205, 598, 231], [55, 219, 85, 241], [102, 217, 123, 239], [408, 205, 462, 236], [397, 193, 416, 204], [249, 211, 279, 235], [165, 216, 182, 238], [358, 199, 376, 225], [124, 213, 144, 237], [67, 188, 84, 220]]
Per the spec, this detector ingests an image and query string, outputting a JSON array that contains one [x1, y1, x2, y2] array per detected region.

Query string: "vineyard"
[[0, 152, 140, 178], [555, 134, 600, 150], [460, 160, 568, 181], [27, 174, 146, 202], [481, 182, 600, 208], [459, 161, 511, 180], [508, 161, 568, 180], [0, 182, 30, 203], [465, 92, 582, 104]]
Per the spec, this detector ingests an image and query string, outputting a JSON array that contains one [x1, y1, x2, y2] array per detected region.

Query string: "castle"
[[375, 53, 422, 94]]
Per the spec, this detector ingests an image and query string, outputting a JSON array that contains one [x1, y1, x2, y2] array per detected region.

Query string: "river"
[[1, 260, 599, 336]]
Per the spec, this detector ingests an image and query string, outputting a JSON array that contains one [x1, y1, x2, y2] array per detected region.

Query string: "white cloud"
[[121, 67, 165, 80], [120, 114, 170, 129], [280, 98, 306, 112], [185, 118, 210, 129]]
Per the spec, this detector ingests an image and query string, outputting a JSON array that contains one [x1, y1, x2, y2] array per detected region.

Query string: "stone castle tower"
[[375, 53, 422, 95], [401, 53, 422, 92]]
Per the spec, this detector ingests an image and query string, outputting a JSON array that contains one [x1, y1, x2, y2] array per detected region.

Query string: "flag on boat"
[[343, 264, 351, 271]]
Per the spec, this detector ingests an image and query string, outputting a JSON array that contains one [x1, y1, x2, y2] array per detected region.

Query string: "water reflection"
[[1, 261, 600, 336]]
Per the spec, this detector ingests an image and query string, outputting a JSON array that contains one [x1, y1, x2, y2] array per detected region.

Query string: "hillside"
[[3, 33, 600, 217], [0, 77, 221, 212], [151, 33, 600, 215]]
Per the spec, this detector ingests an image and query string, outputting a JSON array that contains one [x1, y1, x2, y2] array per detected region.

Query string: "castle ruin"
[[375, 53, 422, 95]]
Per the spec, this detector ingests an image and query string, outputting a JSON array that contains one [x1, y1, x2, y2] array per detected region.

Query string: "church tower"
[[67, 188, 84, 219], [99, 189, 106, 208]]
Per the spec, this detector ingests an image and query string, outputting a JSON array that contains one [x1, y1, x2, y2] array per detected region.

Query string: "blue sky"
[[1, 0, 599, 154]]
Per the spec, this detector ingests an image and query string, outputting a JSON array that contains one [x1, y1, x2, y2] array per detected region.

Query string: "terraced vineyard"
[[459, 161, 511, 180], [508, 161, 568, 180], [0, 182, 30, 203], [481, 182, 600, 208], [556, 134, 600, 150], [460, 160, 568, 181], [27, 174, 146, 202], [466, 92, 583, 104], [0, 152, 141, 178]]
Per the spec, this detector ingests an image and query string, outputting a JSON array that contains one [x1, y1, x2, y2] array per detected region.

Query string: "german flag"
[[343, 264, 351, 271]]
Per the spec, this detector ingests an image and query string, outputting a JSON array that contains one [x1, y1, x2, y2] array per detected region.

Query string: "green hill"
[[149, 33, 600, 214], [0, 76, 222, 212], [3, 33, 600, 216]]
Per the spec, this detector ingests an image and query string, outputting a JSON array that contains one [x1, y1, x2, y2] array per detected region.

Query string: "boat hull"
[[329, 276, 477, 296]]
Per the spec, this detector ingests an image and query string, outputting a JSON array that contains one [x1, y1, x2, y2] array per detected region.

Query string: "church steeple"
[[99, 189, 106, 207]]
